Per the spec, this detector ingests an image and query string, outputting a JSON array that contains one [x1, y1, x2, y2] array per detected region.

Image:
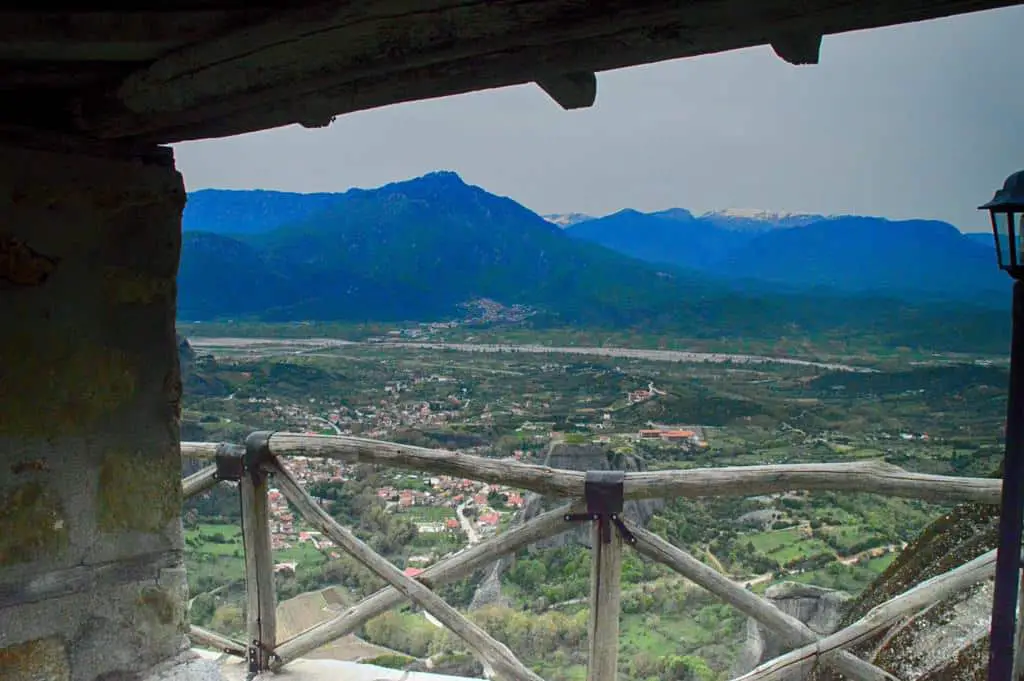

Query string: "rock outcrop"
[[470, 442, 664, 608], [733, 583, 852, 679], [734, 501, 1000, 681], [809, 503, 999, 681]]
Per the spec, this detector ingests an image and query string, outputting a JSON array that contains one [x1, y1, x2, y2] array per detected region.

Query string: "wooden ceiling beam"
[[0, 10, 266, 61], [536, 72, 598, 110], [104, 0, 704, 116], [0, 62, 135, 88], [73, 0, 1024, 143]]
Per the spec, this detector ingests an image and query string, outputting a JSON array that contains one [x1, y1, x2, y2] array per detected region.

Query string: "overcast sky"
[[174, 5, 1024, 232]]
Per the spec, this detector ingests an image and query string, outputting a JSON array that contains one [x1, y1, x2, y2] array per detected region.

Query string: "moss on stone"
[[0, 637, 70, 681], [137, 585, 177, 626], [848, 504, 998, 621], [0, 482, 68, 566], [97, 448, 179, 534], [811, 503, 999, 681], [0, 332, 136, 436]]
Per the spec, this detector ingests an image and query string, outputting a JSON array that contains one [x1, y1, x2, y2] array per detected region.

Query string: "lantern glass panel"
[[993, 210, 1015, 269], [1017, 213, 1024, 268]]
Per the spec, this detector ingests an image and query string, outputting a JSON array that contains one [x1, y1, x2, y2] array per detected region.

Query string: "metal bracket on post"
[[565, 470, 636, 545], [247, 639, 279, 677], [244, 431, 275, 485], [247, 642, 259, 678], [213, 443, 246, 482]]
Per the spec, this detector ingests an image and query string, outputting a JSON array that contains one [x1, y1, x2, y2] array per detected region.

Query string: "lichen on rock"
[[0, 482, 68, 566], [810, 503, 999, 681]]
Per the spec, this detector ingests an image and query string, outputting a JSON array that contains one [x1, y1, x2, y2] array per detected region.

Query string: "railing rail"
[[179, 433, 1005, 681]]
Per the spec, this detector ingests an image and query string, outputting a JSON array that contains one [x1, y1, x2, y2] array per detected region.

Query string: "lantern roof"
[[982, 170, 1024, 212]]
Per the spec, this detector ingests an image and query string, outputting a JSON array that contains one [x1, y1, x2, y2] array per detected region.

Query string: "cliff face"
[[733, 583, 852, 679], [809, 503, 999, 681], [470, 442, 665, 609]]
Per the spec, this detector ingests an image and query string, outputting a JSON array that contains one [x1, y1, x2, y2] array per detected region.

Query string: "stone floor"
[[146, 650, 481, 681]]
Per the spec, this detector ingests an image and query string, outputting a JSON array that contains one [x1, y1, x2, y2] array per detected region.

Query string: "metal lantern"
[[983, 170, 1024, 681], [981, 170, 1024, 275]]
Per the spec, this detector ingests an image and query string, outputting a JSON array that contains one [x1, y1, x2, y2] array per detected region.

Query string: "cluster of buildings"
[[235, 378, 467, 441], [258, 452, 528, 568], [365, 299, 536, 342], [638, 428, 707, 446], [626, 383, 666, 405]]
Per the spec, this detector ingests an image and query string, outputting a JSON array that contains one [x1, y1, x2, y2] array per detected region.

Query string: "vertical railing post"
[[566, 471, 632, 681], [241, 432, 277, 672], [588, 520, 623, 681], [990, 279, 1024, 681]]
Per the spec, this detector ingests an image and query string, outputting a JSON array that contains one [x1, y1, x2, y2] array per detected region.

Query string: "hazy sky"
[[175, 5, 1024, 231]]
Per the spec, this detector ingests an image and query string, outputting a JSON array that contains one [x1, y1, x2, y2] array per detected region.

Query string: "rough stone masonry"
[[0, 141, 188, 681]]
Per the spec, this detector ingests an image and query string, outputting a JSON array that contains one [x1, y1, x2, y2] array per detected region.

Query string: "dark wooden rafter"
[[535, 72, 598, 110], [0, 0, 1017, 143], [770, 31, 823, 65], [74, 0, 1024, 143], [0, 9, 271, 61]]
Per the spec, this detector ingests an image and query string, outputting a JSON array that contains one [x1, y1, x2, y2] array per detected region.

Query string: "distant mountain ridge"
[[698, 208, 835, 232], [562, 207, 1006, 304], [184, 188, 350, 235], [543, 213, 594, 228], [177, 173, 1010, 353], [180, 172, 725, 327]]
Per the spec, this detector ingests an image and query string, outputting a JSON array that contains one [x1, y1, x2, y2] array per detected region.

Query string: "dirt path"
[[456, 503, 481, 544]]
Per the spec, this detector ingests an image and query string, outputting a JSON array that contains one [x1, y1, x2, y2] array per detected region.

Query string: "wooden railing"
[[180, 432, 1004, 681]]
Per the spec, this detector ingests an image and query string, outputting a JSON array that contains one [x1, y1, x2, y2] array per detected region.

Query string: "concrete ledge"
[[191, 651, 482, 681]]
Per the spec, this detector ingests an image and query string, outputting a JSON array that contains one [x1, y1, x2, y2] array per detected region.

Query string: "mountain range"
[[179, 172, 1009, 351], [561, 209, 1005, 303], [181, 173, 720, 327]]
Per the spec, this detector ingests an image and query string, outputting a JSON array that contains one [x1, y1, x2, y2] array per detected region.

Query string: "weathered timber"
[[730, 548, 1000, 681], [272, 502, 578, 667], [623, 461, 999, 504], [240, 472, 277, 668], [181, 441, 222, 459], [241, 435, 1001, 505], [0, 10, 260, 61], [271, 459, 544, 681], [74, 0, 1023, 141], [99, 0, 744, 115], [182, 465, 219, 499], [535, 72, 597, 109], [627, 523, 895, 681], [0, 550, 180, 610], [587, 523, 623, 681], [188, 625, 247, 658], [770, 31, 822, 65], [265, 433, 584, 497]]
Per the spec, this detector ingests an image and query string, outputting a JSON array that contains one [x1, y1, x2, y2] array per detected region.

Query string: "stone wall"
[[0, 142, 187, 681]]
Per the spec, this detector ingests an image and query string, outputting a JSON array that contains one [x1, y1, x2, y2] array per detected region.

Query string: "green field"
[[179, 327, 1009, 680], [745, 527, 835, 565]]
